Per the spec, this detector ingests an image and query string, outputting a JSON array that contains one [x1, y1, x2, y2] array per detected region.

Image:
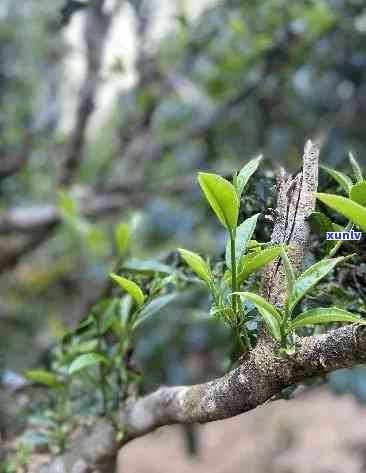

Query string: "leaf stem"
[[230, 230, 250, 354], [230, 231, 238, 314]]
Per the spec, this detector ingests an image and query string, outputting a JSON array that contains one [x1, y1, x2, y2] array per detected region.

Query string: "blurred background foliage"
[[1, 0, 366, 446]]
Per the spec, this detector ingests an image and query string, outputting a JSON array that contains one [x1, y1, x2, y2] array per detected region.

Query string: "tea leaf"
[[198, 172, 239, 230]]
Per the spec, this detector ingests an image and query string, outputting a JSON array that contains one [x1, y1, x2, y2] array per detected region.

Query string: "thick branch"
[[40, 324, 366, 473]]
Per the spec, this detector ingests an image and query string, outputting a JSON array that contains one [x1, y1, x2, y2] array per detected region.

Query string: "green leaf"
[[121, 259, 174, 275], [210, 305, 235, 321], [68, 353, 109, 374], [225, 214, 260, 269], [234, 292, 282, 323], [58, 191, 79, 218], [100, 298, 119, 334], [290, 307, 364, 330], [316, 193, 366, 232], [349, 152, 363, 183], [115, 223, 130, 257], [237, 245, 282, 285], [308, 211, 333, 233], [350, 181, 366, 206], [110, 273, 145, 307], [308, 211, 335, 253], [198, 172, 239, 230], [320, 164, 353, 194], [235, 155, 262, 197], [234, 292, 282, 341], [25, 370, 62, 389], [133, 293, 176, 329], [288, 256, 345, 314], [178, 248, 212, 284], [280, 246, 295, 294]]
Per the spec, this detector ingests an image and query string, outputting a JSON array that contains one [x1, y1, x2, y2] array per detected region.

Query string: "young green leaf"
[[68, 353, 109, 375], [308, 211, 333, 233], [349, 152, 363, 183], [133, 293, 176, 329], [198, 172, 239, 230], [178, 248, 212, 284], [234, 292, 282, 323], [235, 155, 262, 197], [308, 211, 335, 253], [316, 193, 366, 232], [234, 291, 282, 341], [320, 165, 353, 194], [290, 307, 364, 330], [280, 246, 295, 294], [237, 245, 282, 285], [121, 259, 174, 275], [115, 223, 130, 257], [225, 213, 260, 269], [288, 256, 346, 314], [350, 181, 366, 206], [25, 370, 62, 389], [110, 273, 145, 307]]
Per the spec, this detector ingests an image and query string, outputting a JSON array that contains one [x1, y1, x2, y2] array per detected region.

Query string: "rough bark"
[[39, 324, 366, 473]]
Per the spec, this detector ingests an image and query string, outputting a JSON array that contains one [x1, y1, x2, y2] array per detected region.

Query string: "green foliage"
[[197, 172, 239, 231], [110, 273, 145, 307], [290, 307, 363, 330], [236, 252, 363, 352], [225, 213, 260, 269], [349, 152, 364, 183], [68, 353, 109, 375], [320, 164, 353, 194], [178, 249, 212, 285], [115, 223, 130, 257], [25, 370, 62, 389], [237, 245, 282, 285], [316, 194, 366, 233], [288, 256, 347, 314], [350, 180, 366, 206], [235, 155, 262, 198]]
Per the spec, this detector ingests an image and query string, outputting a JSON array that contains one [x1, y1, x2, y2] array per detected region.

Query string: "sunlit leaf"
[[133, 293, 176, 329], [349, 152, 363, 183], [178, 248, 212, 284], [25, 370, 62, 389], [198, 172, 239, 230], [350, 181, 366, 206], [115, 223, 130, 257], [110, 273, 145, 307], [237, 246, 282, 285], [235, 155, 262, 197], [288, 256, 346, 314], [225, 213, 260, 269], [68, 353, 109, 375], [290, 307, 364, 329], [316, 193, 366, 232], [234, 291, 282, 341], [320, 164, 353, 194]]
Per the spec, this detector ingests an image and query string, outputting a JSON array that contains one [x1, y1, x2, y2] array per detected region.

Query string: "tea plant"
[[179, 156, 282, 353], [313, 152, 366, 255], [20, 155, 366, 457]]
